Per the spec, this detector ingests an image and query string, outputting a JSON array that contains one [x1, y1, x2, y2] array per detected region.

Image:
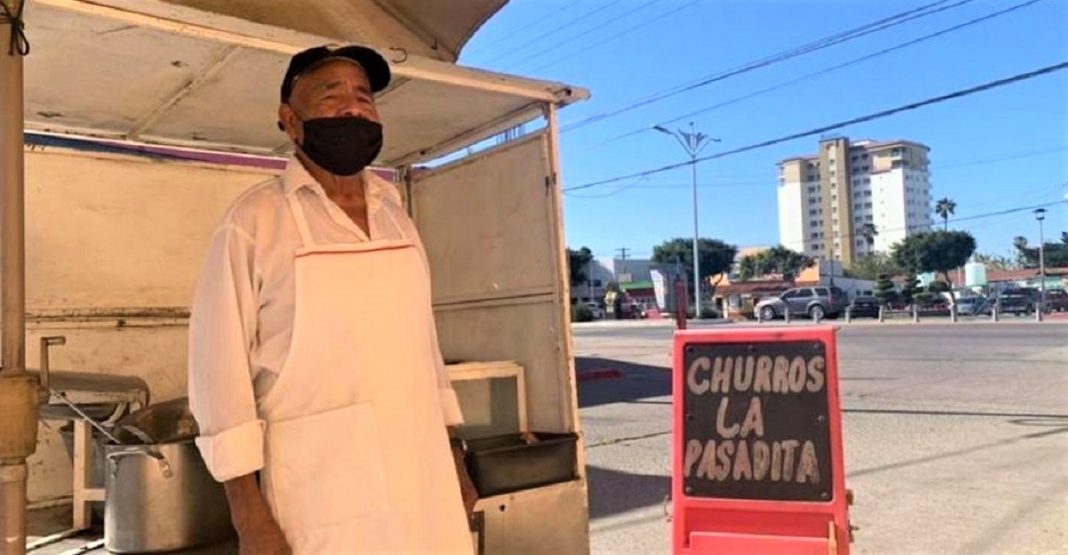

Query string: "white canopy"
[[152, 0, 508, 62], [22, 0, 589, 165]]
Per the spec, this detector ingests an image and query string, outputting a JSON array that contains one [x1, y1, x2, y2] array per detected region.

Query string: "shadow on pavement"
[[577, 357, 671, 409], [586, 464, 671, 519], [848, 419, 1068, 479]]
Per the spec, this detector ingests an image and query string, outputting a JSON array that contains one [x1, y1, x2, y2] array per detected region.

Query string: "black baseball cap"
[[280, 45, 391, 102]]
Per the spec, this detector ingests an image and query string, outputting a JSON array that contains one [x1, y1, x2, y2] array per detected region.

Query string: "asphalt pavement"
[[576, 321, 1068, 555]]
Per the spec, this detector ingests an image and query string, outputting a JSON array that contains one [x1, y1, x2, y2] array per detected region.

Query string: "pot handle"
[[107, 446, 174, 479]]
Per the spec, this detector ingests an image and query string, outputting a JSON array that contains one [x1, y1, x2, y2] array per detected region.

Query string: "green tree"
[[764, 246, 814, 279], [652, 238, 738, 299], [935, 197, 956, 231], [891, 230, 977, 283], [859, 223, 878, 249], [737, 255, 759, 282], [874, 274, 896, 306], [735, 246, 814, 281], [847, 252, 902, 281], [928, 280, 950, 294], [1013, 236, 1068, 269], [901, 271, 920, 305], [973, 252, 1017, 271], [566, 246, 594, 287]]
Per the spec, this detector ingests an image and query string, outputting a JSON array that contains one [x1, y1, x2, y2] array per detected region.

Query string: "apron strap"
[[286, 191, 315, 248]]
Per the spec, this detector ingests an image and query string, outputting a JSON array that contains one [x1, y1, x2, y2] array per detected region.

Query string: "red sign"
[[672, 326, 850, 554]]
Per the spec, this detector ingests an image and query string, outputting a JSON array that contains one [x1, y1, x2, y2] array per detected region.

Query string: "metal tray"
[[464, 432, 578, 497]]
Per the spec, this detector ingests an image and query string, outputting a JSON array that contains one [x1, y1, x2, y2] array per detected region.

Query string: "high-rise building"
[[777, 137, 933, 265]]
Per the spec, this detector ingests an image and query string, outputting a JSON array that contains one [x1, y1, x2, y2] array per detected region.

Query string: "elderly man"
[[188, 45, 476, 554]]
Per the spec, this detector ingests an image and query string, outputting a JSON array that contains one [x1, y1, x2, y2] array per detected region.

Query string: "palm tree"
[[935, 197, 956, 231], [860, 223, 878, 249]]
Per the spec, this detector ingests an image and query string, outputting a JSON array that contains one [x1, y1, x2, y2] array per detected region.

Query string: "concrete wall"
[[23, 145, 277, 505]]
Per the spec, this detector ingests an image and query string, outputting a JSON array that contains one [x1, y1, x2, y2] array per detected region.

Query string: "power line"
[[462, 0, 585, 57], [564, 179, 768, 199], [563, 145, 1063, 201], [563, 61, 1068, 193], [931, 145, 1068, 171], [565, 145, 1068, 200], [560, 0, 976, 132], [476, 0, 624, 66], [500, 0, 663, 72], [781, 199, 1066, 253], [598, 0, 1047, 146], [520, 0, 704, 74], [576, 199, 1067, 255]]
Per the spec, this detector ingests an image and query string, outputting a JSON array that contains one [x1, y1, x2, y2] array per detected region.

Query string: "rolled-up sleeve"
[[188, 224, 265, 482]]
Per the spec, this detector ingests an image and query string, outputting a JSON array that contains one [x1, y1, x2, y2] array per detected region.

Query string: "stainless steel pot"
[[104, 440, 235, 552]]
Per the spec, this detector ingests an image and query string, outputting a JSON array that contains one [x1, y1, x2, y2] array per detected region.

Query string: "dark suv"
[[1045, 289, 1068, 312], [996, 288, 1039, 316], [754, 286, 848, 320]]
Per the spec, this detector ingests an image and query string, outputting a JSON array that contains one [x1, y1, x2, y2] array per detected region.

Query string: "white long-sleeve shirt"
[[189, 157, 463, 482]]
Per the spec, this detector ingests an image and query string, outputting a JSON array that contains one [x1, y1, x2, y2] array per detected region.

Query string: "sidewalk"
[[572, 318, 732, 329]]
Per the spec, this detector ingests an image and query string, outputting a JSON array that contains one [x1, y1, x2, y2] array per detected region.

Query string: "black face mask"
[[296, 116, 383, 176]]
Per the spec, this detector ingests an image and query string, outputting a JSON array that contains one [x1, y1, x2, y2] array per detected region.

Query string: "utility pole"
[[616, 247, 630, 282], [1035, 208, 1046, 311], [654, 122, 720, 319], [586, 259, 594, 303]]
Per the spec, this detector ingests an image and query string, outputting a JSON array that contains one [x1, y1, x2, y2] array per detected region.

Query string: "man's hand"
[[223, 474, 292, 555], [235, 511, 291, 555]]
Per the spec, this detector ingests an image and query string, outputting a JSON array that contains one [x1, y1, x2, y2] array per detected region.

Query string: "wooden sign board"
[[672, 327, 850, 555]]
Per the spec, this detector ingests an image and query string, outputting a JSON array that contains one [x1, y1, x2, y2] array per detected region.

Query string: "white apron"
[[256, 192, 473, 554]]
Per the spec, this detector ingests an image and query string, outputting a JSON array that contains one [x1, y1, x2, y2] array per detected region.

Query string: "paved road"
[[576, 322, 1068, 555]]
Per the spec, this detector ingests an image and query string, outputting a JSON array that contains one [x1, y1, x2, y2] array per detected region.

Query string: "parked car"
[[621, 302, 647, 319], [955, 296, 992, 316], [996, 288, 1039, 316], [754, 286, 848, 320], [1044, 289, 1068, 312], [583, 301, 606, 320], [848, 296, 881, 318]]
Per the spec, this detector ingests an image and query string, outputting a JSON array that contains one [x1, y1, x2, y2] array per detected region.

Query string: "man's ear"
[[278, 103, 301, 143]]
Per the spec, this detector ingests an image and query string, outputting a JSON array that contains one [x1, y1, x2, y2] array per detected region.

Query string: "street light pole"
[[1035, 208, 1046, 310], [654, 122, 719, 319]]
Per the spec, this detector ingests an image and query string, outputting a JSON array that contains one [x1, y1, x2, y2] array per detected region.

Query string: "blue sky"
[[458, 0, 1068, 261]]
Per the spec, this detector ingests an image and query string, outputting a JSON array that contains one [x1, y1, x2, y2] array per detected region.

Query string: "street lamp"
[[1034, 208, 1046, 310], [653, 122, 720, 319]]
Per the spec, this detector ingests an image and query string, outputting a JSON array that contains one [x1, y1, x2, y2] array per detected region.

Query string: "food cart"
[[0, 1, 591, 553]]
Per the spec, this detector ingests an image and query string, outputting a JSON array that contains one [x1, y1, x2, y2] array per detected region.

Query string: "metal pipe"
[[653, 123, 718, 321], [52, 392, 124, 444], [0, 4, 32, 553], [1, 0, 26, 379], [1036, 209, 1046, 314], [690, 149, 700, 321], [1, 464, 28, 555]]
